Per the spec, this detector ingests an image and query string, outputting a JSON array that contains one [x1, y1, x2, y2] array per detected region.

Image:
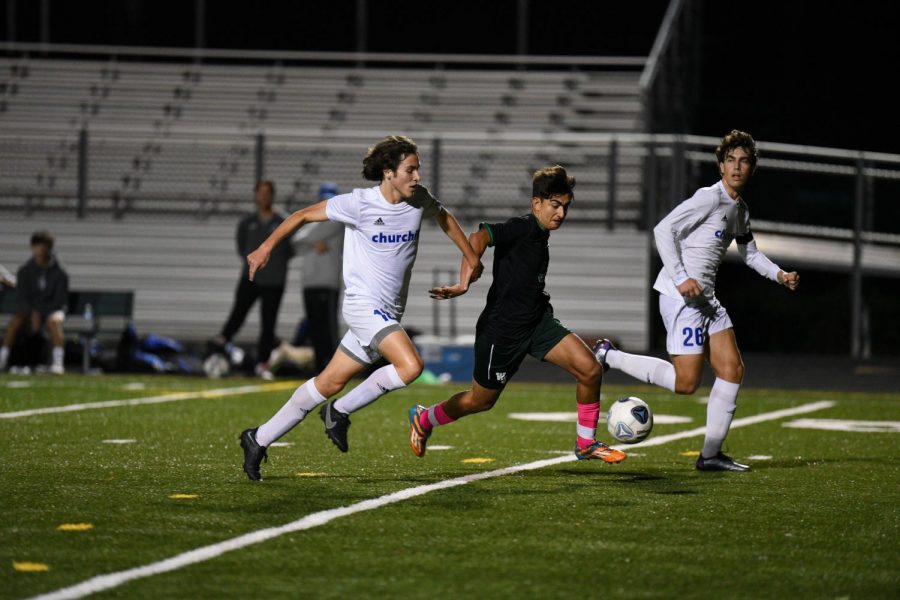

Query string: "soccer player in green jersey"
[[409, 165, 626, 464]]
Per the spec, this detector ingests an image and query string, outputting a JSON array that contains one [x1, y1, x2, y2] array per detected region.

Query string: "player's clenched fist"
[[247, 245, 271, 281], [469, 259, 485, 283], [676, 277, 703, 299], [778, 270, 800, 291]]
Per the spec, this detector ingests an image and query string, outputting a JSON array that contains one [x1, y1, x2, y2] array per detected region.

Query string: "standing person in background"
[[212, 180, 293, 379], [0, 231, 69, 374], [292, 182, 344, 374]]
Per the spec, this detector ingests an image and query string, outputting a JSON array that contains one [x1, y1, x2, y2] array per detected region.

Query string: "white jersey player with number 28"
[[593, 130, 800, 472]]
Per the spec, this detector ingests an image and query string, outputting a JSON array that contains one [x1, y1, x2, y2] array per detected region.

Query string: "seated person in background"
[[0, 231, 70, 374]]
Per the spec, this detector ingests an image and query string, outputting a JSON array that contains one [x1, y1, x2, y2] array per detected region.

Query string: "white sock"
[[0, 346, 8, 370], [701, 378, 741, 458], [256, 378, 327, 447], [52, 346, 64, 367], [333, 364, 406, 414], [607, 349, 676, 392]]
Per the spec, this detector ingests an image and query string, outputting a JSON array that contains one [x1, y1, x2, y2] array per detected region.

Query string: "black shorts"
[[473, 306, 571, 390]]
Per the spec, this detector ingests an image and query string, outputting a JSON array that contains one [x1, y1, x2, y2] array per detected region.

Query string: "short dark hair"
[[532, 165, 575, 200], [362, 135, 418, 181], [30, 230, 54, 249], [715, 130, 759, 168], [255, 180, 275, 196]]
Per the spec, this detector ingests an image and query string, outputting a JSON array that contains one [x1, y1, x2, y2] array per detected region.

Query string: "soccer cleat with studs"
[[591, 338, 616, 372], [239, 427, 268, 481], [320, 400, 351, 453], [696, 452, 750, 472], [575, 440, 627, 463], [408, 405, 431, 458]]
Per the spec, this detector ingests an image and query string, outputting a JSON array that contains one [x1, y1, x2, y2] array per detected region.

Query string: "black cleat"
[[696, 452, 750, 472], [319, 400, 351, 453], [239, 427, 268, 481]]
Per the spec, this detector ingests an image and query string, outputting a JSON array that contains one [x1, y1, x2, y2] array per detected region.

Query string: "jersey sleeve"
[[653, 190, 717, 285], [479, 216, 530, 248], [325, 192, 359, 227], [736, 213, 781, 281]]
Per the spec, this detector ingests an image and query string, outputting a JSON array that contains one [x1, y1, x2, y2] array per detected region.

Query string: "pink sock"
[[419, 402, 455, 433], [576, 402, 601, 449]]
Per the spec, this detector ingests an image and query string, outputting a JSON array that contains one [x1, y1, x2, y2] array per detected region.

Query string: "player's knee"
[[674, 376, 701, 395], [314, 377, 345, 398], [720, 361, 744, 384], [394, 356, 423, 385], [579, 359, 602, 386]]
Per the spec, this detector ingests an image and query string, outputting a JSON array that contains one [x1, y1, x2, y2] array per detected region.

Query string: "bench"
[[0, 289, 134, 373]]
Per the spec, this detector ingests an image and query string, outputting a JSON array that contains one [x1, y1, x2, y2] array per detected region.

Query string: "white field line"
[[31, 399, 835, 600], [0, 382, 299, 419]]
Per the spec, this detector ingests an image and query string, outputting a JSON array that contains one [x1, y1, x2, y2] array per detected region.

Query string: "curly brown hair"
[[532, 165, 576, 200], [361, 136, 419, 181], [715, 129, 759, 168]]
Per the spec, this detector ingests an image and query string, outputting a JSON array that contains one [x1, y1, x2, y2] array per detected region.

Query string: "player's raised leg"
[[545, 333, 625, 463], [593, 338, 678, 392], [410, 382, 502, 457], [321, 329, 423, 453], [696, 327, 749, 472]]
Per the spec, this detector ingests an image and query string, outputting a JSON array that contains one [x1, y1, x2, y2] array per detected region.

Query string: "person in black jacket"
[[0, 231, 69, 374], [213, 180, 293, 378]]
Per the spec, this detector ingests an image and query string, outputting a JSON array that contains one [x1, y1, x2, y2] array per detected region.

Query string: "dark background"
[[3, 0, 895, 152]]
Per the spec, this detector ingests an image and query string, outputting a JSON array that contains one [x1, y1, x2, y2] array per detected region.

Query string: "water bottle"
[[84, 302, 94, 323]]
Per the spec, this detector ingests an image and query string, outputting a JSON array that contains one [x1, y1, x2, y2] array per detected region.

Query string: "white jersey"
[[653, 180, 781, 304], [325, 185, 442, 317]]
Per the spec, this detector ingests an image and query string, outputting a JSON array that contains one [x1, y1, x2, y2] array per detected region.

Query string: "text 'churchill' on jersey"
[[371, 230, 420, 244]]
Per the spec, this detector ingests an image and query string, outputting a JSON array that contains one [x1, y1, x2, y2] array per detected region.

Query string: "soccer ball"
[[606, 397, 653, 443], [203, 353, 230, 378]]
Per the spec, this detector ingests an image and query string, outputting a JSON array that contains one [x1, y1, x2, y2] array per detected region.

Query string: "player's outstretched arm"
[[247, 200, 328, 281], [738, 239, 799, 291], [430, 227, 490, 300], [434, 207, 484, 283]]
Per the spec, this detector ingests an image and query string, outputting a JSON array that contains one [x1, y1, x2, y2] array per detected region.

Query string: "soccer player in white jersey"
[[593, 130, 800, 472], [238, 135, 483, 480]]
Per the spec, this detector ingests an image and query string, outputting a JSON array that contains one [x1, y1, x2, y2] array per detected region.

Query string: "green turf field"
[[2, 374, 898, 599]]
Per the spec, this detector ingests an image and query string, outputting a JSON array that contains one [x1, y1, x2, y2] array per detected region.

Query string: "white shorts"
[[659, 294, 733, 355], [338, 301, 405, 365]]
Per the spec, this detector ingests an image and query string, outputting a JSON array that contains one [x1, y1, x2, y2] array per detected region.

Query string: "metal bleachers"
[[0, 55, 644, 220]]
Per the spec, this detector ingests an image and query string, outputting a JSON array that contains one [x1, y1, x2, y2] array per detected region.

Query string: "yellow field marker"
[[57, 523, 93, 532], [13, 561, 49, 572], [168, 494, 199, 500], [680, 450, 700, 457], [296, 472, 327, 477], [462, 458, 495, 464]]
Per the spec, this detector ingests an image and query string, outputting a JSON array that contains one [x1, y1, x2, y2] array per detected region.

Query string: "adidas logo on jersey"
[[371, 230, 419, 244], [373, 217, 385, 226]]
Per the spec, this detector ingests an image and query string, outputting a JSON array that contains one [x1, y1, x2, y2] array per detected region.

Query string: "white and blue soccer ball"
[[606, 396, 653, 443]]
